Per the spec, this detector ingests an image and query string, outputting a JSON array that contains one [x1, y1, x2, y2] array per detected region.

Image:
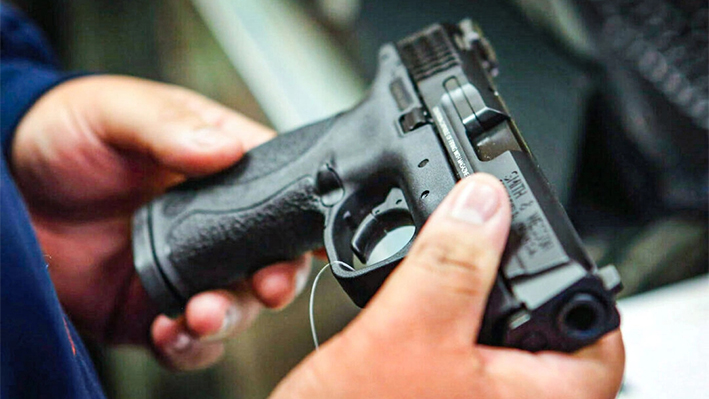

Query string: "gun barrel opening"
[[557, 293, 606, 339]]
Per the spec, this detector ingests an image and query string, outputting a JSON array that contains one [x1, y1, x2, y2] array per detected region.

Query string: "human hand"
[[11, 75, 311, 370], [271, 174, 624, 399]]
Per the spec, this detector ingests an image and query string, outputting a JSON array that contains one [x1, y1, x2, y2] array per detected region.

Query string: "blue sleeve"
[[1, 5, 107, 398], [1, 4, 76, 160]]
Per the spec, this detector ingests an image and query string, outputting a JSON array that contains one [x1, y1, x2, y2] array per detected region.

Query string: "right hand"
[[271, 173, 625, 399]]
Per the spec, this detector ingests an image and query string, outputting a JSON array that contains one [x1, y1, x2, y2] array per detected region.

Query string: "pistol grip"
[[133, 118, 336, 316]]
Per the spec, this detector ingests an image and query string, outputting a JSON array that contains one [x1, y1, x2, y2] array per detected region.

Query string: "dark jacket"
[[1, 5, 106, 398]]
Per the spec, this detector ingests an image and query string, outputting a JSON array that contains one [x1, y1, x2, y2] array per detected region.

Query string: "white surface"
[[617, 275, 709, 399]]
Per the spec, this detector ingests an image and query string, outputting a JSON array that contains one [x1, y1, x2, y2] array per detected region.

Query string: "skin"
[[11, 75, 311, 370], [12, 75, 625, 396]]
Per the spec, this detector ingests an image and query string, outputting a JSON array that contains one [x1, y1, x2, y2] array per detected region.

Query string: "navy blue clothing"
[[1, 5, 107, 398]]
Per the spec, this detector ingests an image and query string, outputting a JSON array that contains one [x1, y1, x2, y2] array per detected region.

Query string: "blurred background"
[[9, 0, 708, 398]]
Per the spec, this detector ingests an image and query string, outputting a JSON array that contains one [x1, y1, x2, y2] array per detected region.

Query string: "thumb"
[[366, 173, 511, 343], [88, 76, 262, 177]]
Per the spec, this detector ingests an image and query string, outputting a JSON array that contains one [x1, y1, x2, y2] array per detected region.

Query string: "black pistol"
[[132, 19, 622, 352]]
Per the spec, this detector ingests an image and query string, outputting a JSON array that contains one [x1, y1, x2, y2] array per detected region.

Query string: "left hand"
[[11, 75, 311, 370]]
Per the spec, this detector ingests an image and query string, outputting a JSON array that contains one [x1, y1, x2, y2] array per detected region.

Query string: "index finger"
[[167, 85, 276, 151]]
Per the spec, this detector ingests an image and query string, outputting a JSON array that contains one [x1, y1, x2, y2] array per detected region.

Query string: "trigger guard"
[[330, 242, 413, 307]]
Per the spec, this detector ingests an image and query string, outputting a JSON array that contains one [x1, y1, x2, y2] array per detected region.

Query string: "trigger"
[[351, 188, 412, 264]]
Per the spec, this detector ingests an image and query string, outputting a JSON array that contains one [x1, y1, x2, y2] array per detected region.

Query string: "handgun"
[[133, 19, 622, 352]]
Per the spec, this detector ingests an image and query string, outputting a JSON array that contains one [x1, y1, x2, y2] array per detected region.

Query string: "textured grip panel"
[[167, 178, 324, 293]]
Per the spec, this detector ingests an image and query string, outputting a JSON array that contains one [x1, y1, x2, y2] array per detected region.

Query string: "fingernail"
[[169, 332, 194, 353], [450, 179, 501, 224], [188, 126, 226, 148], [201, 304, 241, 342], [294, 265, 311, 296]]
